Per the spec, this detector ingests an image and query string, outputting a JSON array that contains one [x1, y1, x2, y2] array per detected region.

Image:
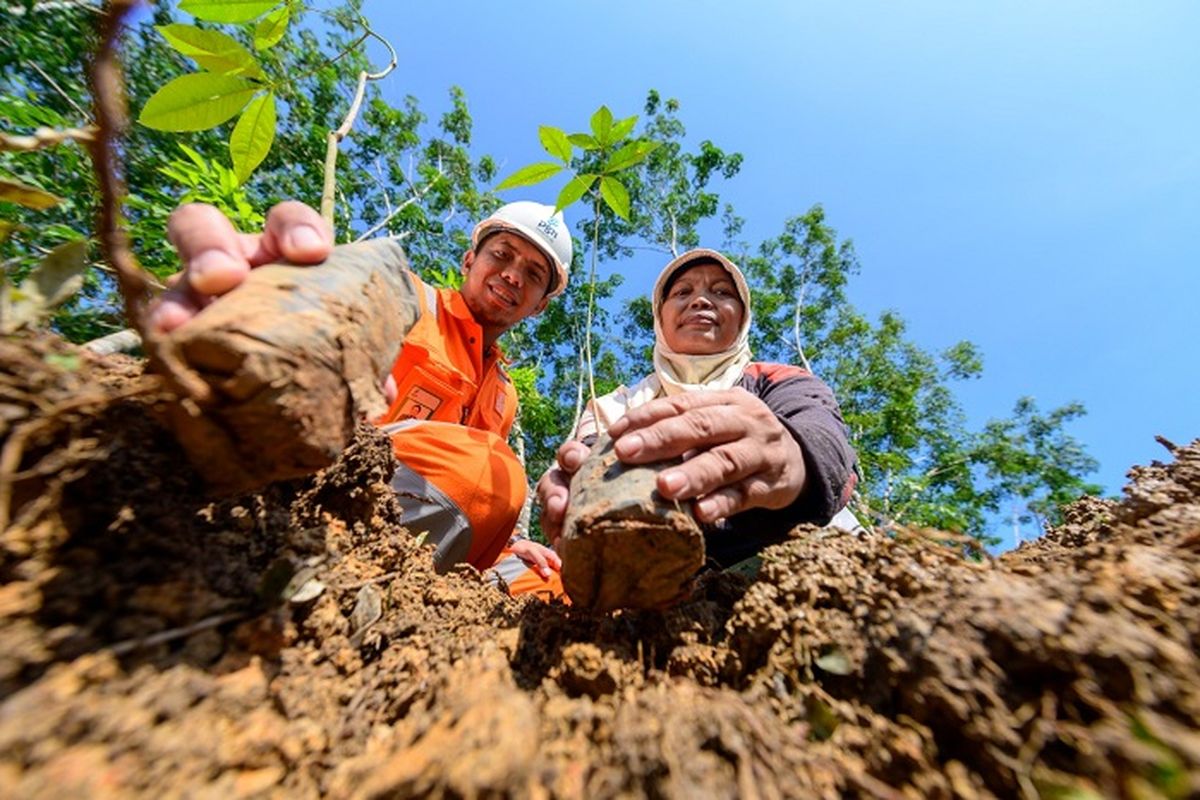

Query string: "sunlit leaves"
[[603, 139, 660, 173], [496, 105, 655, 220], [144, 0, 291, 183], [538, 125, 572, 163], [155, 24, 264, 78], [229, 92, 276, 182], [178, 0, 281, 24], [0, 178, 62, 210], [253, 6, 290, 49], [555, 173, 596, 213], [610, 113, 637, 143], [496, 162, 563, 190], [599, 175, 630, 220], [567, 133, 599, 150], [590, 105, 614, 145], [139, 73, 258, 131]]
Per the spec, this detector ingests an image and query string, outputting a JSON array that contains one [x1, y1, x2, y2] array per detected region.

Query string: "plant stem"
[[582, 191, 603, 435]]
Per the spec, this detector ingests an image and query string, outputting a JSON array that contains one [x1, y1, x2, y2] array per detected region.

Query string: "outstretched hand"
[[148, 201, 333, 332], [509, 538, 562, 579], [606, 387, 807, 524]]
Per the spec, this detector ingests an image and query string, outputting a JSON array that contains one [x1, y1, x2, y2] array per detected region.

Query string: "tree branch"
[[86, 0, 152, 335], [0, 125, 97, 152], [354, 166, 445, 242], [320, 25, 398, 225]]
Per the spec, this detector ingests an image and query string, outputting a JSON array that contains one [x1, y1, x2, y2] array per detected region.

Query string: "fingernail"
[[695, 498, 717, 520], [287, 225, 324, 253], [660, 470, 686, 496], [189, 250, 238, 281], [540, 567, 551, 578], [615, 433, 643, 459]]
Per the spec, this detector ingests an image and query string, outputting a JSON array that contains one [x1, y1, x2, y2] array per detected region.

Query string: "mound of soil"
[[1, 335, 1197, 798]]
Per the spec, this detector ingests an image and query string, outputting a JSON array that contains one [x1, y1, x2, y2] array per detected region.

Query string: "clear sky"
[[360, 1, 1199, 546]]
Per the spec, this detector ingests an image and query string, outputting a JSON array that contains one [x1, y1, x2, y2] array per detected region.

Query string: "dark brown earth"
[[1, 333, 1197, 798]]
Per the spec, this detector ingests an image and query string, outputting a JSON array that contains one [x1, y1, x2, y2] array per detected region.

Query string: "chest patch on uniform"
[[494, 392, 506, 415], [399, 386, 444, 420]]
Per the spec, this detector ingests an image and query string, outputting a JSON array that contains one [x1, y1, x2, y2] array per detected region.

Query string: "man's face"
[[461, 231, 553, 338]]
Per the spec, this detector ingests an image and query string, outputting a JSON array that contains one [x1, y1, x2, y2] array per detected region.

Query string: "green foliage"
[[139, 0, 295, 184], [179, 0, 283, 25], [229, 91, 277, 181], [140, 73, 261, 131], [495, 104, 658, 221]]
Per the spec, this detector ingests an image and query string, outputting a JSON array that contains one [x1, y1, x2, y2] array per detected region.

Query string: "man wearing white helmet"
[[152, 199, 570, 592]]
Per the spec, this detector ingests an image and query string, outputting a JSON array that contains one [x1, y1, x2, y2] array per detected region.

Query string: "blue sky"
[[359, 1, 1198, 546]]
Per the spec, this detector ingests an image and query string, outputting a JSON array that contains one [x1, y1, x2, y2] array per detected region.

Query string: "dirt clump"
[[1, 335, 1198, 798]]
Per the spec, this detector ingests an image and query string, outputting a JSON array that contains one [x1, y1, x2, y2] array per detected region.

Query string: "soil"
[[1, 333, 1197, 798]]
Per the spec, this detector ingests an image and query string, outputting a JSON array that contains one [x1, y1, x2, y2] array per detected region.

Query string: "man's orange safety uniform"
[[374, 273, 565, 600]]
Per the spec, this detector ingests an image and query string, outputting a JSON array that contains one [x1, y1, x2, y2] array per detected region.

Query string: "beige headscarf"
[[576, 248, 753, 439]]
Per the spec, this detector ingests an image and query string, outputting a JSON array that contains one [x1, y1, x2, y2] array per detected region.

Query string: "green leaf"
[[0, 220, 15, 245], [567, 133, 600, 150], [178, 0, 280, 24], [155, 24, 264, 78], [538, 125, 572, 163], [253, 5, 290, 49], [138, 73, 258, 132], [599, 175, 630, 220], [0, 179, 62, 210], [178, 143, 209, 171], [554, 173, 597, 213], [495, 161, 563, 191], [590, 105, 614, 145], [602, 139, 661, 174], [229, 91, 276, 182], [611, 113, 637, 143]]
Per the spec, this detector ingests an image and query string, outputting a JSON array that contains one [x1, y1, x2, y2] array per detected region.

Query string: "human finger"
[[655, 439, 763, 501], [690, 474, 782, 523], [556, 439, 590, 473], [607, 389, 742, 437], [613, 404, 749, 464], [525, 544, 551, 576], [148, 289, 203, 333], [165, 203, 250, 298], [536, 468, 572, 545], [243, 200, 332, 266]]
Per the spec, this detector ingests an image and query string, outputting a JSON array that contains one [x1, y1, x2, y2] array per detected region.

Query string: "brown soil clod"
[[559, 433, 705, 612], [155, 240, 415, 495]]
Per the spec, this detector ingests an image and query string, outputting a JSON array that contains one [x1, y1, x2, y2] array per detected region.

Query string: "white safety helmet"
[[471, 201, 572, 299]]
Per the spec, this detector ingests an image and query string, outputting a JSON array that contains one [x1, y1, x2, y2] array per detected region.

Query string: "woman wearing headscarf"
[[537, 248, 860, 568]]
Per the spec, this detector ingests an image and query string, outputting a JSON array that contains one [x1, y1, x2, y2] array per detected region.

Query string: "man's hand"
[[606, 388, 807, 524], [509, 538, 562, 579], [535, 439, 590, 547], [149, 201, 333, 333]]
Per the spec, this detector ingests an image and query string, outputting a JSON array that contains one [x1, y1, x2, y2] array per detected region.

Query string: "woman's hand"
[[509, 538, 562, 578], [606, 387, 807, 524], [148, 201, 333, 333], [535, 439, 591, 547]]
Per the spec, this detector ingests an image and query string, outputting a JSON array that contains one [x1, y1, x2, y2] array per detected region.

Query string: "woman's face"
[[659, 262, 745, 355]]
